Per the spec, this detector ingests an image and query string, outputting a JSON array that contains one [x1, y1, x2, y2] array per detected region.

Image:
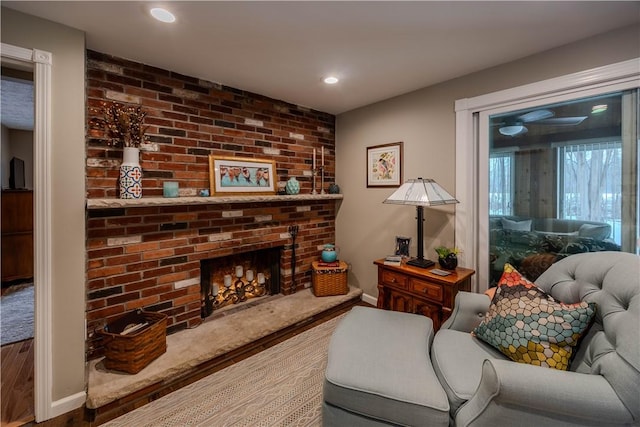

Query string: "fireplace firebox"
[[201, 247, 282, 318]]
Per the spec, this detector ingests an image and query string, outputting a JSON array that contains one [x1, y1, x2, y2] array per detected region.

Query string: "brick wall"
[[85, 51, 337, 359]]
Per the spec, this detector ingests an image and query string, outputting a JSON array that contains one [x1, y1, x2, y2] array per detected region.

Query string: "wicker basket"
[[312, 261, 349, 296], [98, 310, 167, 374]]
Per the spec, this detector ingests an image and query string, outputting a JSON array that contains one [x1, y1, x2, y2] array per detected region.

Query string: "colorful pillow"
[[473, 263, 596, 370]]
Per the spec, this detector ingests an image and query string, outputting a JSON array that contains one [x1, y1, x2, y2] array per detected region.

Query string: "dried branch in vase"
[[90, 101, 150, 148]]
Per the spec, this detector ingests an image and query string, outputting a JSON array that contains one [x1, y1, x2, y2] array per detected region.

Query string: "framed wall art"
[[209, 155, 276, 195], [366, 142, 403, 188]]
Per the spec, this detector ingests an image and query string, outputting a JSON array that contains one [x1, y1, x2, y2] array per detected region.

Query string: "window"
[[483, 91, 636, 287], [489, 152, 513, 216], [455, 59, 639, 292], [558, 141, 622, 244]]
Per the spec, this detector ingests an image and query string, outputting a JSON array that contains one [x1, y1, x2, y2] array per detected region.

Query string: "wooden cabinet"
[[375, 259, 475, 330], [2, 190, 34, 282]]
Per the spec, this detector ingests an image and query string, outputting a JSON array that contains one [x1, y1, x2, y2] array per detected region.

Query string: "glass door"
[[486, 91, 638, 286]]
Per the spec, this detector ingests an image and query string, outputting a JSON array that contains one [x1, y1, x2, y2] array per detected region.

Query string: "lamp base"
[[406, 257, 435, 269]]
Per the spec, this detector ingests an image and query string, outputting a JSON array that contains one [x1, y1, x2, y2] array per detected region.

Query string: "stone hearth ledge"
[[86, 194, 343, 209], [86, 286, 362, 409]]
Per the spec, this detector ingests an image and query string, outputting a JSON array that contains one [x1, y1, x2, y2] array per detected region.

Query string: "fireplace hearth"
[[201, 247, 282, 318]]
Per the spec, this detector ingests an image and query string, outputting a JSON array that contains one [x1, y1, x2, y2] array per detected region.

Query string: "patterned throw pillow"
[[473, 263, 596, 370]]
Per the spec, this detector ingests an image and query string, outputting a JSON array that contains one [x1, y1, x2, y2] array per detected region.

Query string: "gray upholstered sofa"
[[323, 251, 640, 426], [489, 216, 621, 286], [489, 215, 614, 239]]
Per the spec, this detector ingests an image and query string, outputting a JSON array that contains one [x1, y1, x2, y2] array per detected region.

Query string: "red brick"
[[126, 295, 160, 310], [87, 265, 126, 279], [143, 248, 175, 260], [125, 241, 159, 254], [85, 51, 336, 360]]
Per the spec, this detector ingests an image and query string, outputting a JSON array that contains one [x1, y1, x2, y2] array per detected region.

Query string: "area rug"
[[103, 313, 345, 427], [1, 284, 34, 346]]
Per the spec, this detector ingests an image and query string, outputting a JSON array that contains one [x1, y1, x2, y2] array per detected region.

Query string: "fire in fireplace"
[[201, 247, 282, 318]]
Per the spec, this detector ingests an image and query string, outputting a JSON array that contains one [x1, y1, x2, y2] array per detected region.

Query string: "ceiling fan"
[[494, 109, 588, 137]]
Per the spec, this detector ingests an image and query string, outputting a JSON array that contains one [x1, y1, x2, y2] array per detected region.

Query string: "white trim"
[[2, 42, 57, 422], [50, 391, 86, 419], [455, 59, 640, 113], [361, 292, 377, 306], [455, 58, 640, 292]]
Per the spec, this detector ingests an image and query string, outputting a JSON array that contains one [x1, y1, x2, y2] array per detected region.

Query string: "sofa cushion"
[[501, 218, 532, 231], [324, 307, 449, 427], [431, 329, 505, 414], [577, 223, 610, 240], [473, 264, 596, 371]]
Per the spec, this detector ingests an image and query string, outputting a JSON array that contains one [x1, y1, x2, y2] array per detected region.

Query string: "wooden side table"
[[374, 259, 475, 330]]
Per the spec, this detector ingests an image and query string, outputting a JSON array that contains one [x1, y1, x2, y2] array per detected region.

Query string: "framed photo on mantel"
[[366, 142, 403, 188], [209, 155, 276, 195]]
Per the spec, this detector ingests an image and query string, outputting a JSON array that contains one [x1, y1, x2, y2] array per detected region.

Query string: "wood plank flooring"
[[1, 338, 35, 426]]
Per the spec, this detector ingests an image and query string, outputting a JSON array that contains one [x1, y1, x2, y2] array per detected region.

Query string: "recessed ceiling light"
[[150, 8, 176, 23], [324, 76, 339, 85]]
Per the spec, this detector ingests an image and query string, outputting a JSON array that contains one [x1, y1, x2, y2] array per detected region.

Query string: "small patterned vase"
[[328, 183, 340, 194], [119, 147, 142, 199], [285, 177, 300, 195]]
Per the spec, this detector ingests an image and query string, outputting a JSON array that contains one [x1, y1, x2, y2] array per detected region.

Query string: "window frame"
[[454, 58, 640, 292]]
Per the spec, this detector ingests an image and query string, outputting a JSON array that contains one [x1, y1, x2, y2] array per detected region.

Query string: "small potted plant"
[[435, 246, 460, 270]]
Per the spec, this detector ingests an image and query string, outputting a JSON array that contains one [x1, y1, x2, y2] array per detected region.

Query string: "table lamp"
[[383, 178, 459, 268]]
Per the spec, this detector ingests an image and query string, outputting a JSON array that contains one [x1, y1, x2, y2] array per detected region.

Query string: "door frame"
[[2, 42, 54, 422], [454, 58, 640, 292]]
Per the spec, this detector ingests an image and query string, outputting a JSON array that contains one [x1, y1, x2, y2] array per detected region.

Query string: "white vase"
[[119, 147, 142, 199]]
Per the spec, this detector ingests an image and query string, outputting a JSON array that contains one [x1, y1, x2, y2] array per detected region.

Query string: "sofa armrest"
[[441, 291, 490, 332], [455, 359, 634, 426]]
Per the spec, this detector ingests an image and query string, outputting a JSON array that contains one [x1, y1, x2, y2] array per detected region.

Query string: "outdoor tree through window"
[[559, 141, 622, 244]]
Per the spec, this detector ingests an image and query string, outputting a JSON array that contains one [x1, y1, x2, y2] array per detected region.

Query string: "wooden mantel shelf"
[[86, 193, 343, 209]]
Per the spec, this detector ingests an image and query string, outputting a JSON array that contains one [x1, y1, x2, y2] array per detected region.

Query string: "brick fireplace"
[[85, 51, 337, 360], [200, 246, 282, 318]]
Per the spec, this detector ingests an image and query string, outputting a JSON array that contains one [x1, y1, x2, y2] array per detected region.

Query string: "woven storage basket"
[[312, 261, 349, 296], [98, 309, 167, 374]]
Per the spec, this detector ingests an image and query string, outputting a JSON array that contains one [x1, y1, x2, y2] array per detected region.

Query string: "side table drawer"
[[411, 278, 443, 302], [381, 270, 408, 289]]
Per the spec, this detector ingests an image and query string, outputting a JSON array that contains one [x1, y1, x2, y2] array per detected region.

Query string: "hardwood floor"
[[1, 338, 35, 426]]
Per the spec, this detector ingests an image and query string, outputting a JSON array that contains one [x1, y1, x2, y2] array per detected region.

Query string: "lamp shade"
[[383, 178, 458, 268], [383, 178, 458, 206]]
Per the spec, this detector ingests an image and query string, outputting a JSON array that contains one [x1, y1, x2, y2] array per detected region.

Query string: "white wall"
[[1, 7, 86, 403], [336, 24, 640, 301]]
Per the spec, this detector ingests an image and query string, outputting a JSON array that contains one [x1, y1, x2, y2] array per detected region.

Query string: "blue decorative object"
[[285, 177, 300, 195], [328, 183, 340, 194], [199, 189, 210, 197], [163, 181, 179, 198], [321, 244, 338, 262]]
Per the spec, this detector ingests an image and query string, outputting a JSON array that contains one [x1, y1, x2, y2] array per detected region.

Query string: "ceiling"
[[2, 1, 639, 125]]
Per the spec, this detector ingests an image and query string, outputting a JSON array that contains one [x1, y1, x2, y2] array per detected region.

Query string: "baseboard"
[[49, 391, 86, 420], [361, 292, 377, 306]]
